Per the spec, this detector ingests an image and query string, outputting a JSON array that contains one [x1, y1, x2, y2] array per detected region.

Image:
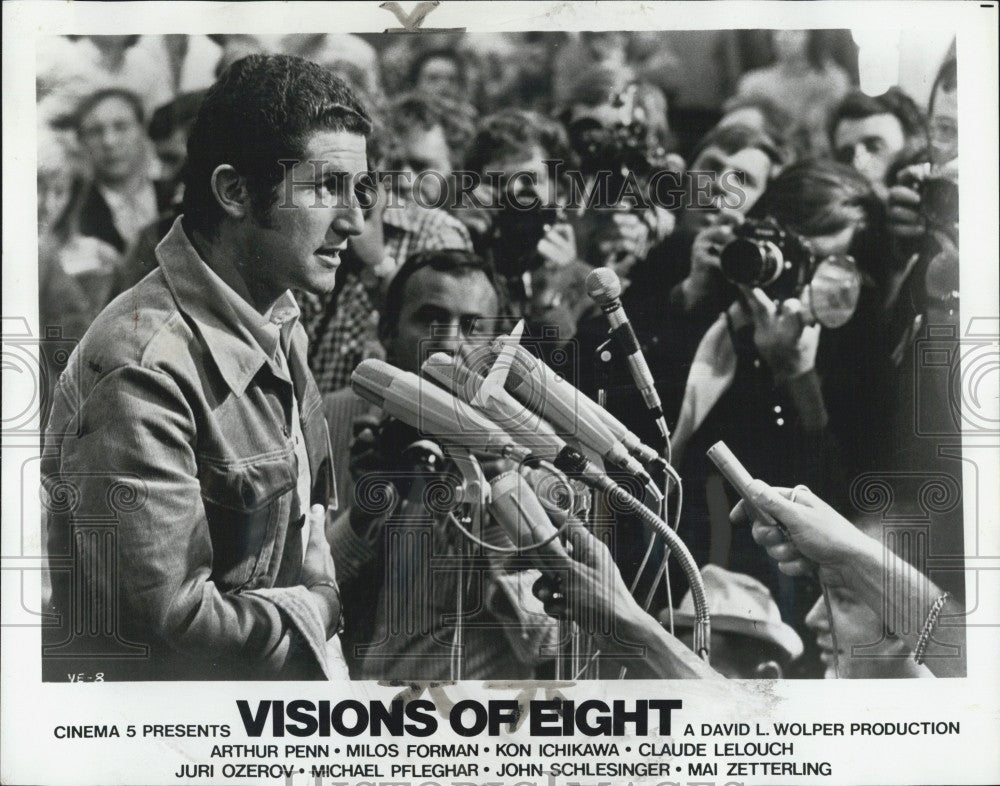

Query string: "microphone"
[[586, 267, 669, 442], [422, 353, 564, 462], [353, 365, 708, 657], [488, 470, 566, 562], [443, 345, 654, 487], [501, 342, 661, 468], [351, 359, 531, 462], [423, 352, 661, 504]]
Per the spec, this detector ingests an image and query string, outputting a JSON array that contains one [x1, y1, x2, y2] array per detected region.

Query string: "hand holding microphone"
[[730, 481, 875, 587]]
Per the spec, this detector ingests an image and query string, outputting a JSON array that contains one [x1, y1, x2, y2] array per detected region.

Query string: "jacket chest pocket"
[[197, 449, 298, 591]]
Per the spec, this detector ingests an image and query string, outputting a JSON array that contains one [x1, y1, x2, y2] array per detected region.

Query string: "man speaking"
[[42, 55, 369, 680]]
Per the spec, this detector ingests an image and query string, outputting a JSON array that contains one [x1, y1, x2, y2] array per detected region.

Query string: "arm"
[[736, 482, 965, 678], [52, 365, 336, 677], [534, 523, 722, 680], [674, 214, 741, 314], [740, 287, 853, 496]]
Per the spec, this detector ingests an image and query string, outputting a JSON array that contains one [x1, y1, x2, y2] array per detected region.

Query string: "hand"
[[690, 210, 741, 275], [536, 222, 578, 270], [302, 504, 342, 638], [742, 287, 820, 380], [648, 204, 677, 242], [532, 521, 723, 678], [731, 482, 873, 585], [888, 164, 928, 240], [582, 209, 652, 276], [302, 504, 338, 585], [680, 211, 742, 309], [531, 522, 643, 637]]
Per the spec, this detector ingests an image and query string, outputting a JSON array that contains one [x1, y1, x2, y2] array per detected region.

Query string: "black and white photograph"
[[3, 2, 998, 784]]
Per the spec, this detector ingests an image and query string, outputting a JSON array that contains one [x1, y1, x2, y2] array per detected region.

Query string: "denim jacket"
[[42, 217, 339, 680]]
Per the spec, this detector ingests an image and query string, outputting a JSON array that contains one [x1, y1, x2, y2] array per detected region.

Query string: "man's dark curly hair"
[[827, 86, 928, 147], [182, 54, 372, 233], [463, 109, 574, 176]]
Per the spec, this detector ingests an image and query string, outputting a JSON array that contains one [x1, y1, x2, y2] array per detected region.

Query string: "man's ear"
[[754, 660, 784, 679], [210, 164, 250, 219]]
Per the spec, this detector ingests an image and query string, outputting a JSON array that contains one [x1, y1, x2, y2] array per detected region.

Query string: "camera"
[[719, 218, 863, 328], [491, 187, 565, 278], [566, 83, 673, 185], [569, 116, 666, 180], [718, 218, 810, 291], [894, 161, 959, 237], [919, 172, 959, 233]]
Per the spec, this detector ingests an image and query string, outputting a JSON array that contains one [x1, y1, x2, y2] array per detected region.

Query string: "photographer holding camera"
[[460, 109, 589, 342], [561, 75, 679, 278], [658, 161, 890, 658], [643, 122, 787, 318], [885, 56, 959, 334], [879, 54, 964, 600]]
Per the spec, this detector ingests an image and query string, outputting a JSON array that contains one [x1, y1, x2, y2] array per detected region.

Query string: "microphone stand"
[[592, 338, 680, 675], [594, 338, 615, 410]]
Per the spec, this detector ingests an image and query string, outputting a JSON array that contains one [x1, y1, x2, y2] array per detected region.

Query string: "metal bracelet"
[[913, 591, 950, 665]]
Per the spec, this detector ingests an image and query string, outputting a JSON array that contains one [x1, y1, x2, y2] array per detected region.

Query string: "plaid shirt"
[[299, 202, 472, 393]]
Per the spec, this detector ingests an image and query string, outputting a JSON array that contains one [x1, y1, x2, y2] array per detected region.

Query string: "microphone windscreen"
[[489, 471, 566, 558], [585, 266, 622, 305], [351, 359, 395, 407]]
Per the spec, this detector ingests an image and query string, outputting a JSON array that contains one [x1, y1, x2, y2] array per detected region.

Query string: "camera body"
[[567, 82, 673, 187], [893, 160, 959, 236], [719, 218, 811, 297], [569, 116, 666, 180], [491, 190, 564, 278], [919, 172, 959, 233]]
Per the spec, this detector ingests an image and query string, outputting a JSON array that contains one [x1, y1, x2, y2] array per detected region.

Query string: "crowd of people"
[[38, 31, 963, 681]]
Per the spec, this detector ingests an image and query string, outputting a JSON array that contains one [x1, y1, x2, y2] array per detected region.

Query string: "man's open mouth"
[[316, 248, 343, 266]]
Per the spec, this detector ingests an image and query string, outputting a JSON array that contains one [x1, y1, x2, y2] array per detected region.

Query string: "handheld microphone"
[[422, 353, 564, 461], [586, 267, 670, 442], [501, 343, 661, 469], [351, 359, 531, 462], [488, 470, 567, 562], [423, 352, 661, 503]]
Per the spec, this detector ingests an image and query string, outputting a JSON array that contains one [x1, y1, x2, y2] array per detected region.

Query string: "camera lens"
[[921, 177, 959, 229], [720, 238, 784, 287]]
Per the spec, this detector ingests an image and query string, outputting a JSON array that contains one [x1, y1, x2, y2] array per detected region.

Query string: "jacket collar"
[[157, 216, 275, 396]]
